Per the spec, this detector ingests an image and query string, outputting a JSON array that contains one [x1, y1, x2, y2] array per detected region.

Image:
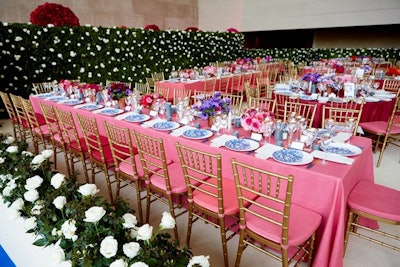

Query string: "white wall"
[[198, 0, 400, 32]]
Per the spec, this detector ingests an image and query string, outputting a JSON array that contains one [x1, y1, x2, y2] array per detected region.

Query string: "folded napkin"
[[141, 118, 164, 128], [255, 143, 283, 159], [210, 134, 237, 148], [311, 150, 354, 165], [331, 132, 352, 143], [170, 125, 195, 137]]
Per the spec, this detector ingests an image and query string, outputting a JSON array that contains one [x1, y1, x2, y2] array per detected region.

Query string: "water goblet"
[[287, 118, 298, 146], [345, 118, 356, 144], [213, 115, 222, 136], [318, 82, 327, 96], [263, 120, 275, 144], [320, 132, 332, 165], [325, 118, 335, 135]]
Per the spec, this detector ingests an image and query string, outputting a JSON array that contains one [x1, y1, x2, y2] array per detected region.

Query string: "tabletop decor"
[[386, 67, 400, 76], [106, 82, 132, 100], [192, 91, 231, 121], [0, 133, 209, 267], [240, 108, 274, 133], [140, 92, 166, 109], [202, 65, 217, 77], [29, 2, 80, 27]]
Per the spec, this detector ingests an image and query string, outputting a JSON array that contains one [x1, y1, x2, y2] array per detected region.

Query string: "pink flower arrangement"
[[30, 2, 80, 26], [241, 108, 274, 133], [140, 93, 165, 108], [144, 24, 160, 31], [203, 65, 217, 77]]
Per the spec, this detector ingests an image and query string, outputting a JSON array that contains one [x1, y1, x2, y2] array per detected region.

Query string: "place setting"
[[92, 107, 125, 116], [115, 112, 151, 123]]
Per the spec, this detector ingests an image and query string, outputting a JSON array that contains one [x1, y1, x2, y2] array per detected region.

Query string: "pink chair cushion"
[[91, 144, 115, 164], [119, 154, 161, 178], [348, 181, 400, 222], [359, 121, 400, 134], [192, 178, 240, 216], [33, 124, 50, 135], [245, 197, 322, 246], [150, 162, 187, 194], [69, 137, 88, 152]]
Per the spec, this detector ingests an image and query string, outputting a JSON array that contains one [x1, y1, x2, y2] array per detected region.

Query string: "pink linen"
[[30, 95, 376, 267]]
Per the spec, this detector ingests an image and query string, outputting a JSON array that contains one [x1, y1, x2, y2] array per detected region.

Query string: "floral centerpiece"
[[202, 66, 217, 77], [302, 72, 322, 84], [107, 82, 132, 100], [0, 133, 210, 267], [241, 108, 274, 133], [386, 67, 400, 76], [144, 24, 160, 31], [226, 28, 239, 33], [30, 2, 80, 27], [192, 92, 231, 120], [140, 92, 165, 108]]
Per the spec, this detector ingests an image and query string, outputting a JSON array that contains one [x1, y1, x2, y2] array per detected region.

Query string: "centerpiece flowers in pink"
[[241, 108, 274, 133], [140, 93, 165, 108]]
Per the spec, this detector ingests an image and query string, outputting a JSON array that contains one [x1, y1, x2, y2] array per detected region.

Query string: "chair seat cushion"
[[360, 121, 400, 134], [69, 137, 88, 152], [348, 181, 400, 221], [245, 197, 322, 247], [150, 162, 187, 194], [193, 178, 240, 216], [91, 144, 115, 165], [119, 154, 159, 179]]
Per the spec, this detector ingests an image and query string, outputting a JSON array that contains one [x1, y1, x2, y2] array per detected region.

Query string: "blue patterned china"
[[321, 143, 361, 156], [58, 99, 83, 106], [224, 139, 259, 152], [315, 129, 337, 139], [94, 108, 124, 116], [46, 96, 68, 102], [182, 129, 213, 140], [75, 104, 103, 110], [152, 121, 180, 131], [36, 93, 53, 98], [124, 114, 150, 123], [272, 149, 313, 165]]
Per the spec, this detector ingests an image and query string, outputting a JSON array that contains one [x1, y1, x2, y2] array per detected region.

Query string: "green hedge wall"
[[0, 22, 399, 99]]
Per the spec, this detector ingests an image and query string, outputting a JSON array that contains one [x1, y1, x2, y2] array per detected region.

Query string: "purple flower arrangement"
[[192, 92, 231, 119]]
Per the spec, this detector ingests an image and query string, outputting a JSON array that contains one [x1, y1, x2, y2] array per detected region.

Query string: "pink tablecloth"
[[30, 95, 375, 267]]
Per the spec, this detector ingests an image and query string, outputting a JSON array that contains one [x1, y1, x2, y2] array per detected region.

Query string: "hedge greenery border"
[[0, 22, 399, 98]]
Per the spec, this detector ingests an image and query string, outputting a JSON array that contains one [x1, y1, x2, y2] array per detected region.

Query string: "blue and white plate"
[[224, 139, 259, 152], [152, 121, 180, 131], [58, 99, 83, 106], [182, 129, 213, 140], [93, 108, 124, 116], [124, 114, 150, 123], [46, 96, 68, 102], [321, 143, 361, 156], [272, 149, 313, 165], [74, 103, 104, 110], [315, 129, 337, 139], [35, 93, 53, 98]]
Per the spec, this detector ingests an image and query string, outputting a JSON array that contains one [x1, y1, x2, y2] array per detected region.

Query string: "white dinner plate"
[[123, 113, 150, 123], [224, 139, 260, 152], [372, 90, 396, 98], [364, 96, 380, 102], [93, 108, 124, 116], [46, 96, 68, 102], [321, 143, 362, 156], [272, 149, 313, 165], [152, 121, 180, 131], [58, 99, 83, 106], [35, 93, 54, 98], [74, 103, 104, 110], [182, 129, 213, 140]]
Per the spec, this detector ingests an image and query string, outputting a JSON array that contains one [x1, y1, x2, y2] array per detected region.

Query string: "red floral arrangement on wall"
[[226, 28, 239, 33], [144, 24, 160, 31], [30, 2, 80, 26], [185, 27, 200, 32]]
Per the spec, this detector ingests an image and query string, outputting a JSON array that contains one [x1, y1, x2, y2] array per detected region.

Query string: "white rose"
[[24, 189, 39, 202], [122, 213, 137, 229], [83, 206, 106, 223], [136, 224, 153, 241], [2, 185, 13, 197], [130, 262, 149, 267], [49, 245, 65, 264], [51, 173, 66, 189], [110, 259, 128, 267], [31, 202, 44, 215], [100, 236, 118, 258], [61, 220, 77, 240], [11, 198, 24, 210], [53, 196, 67, 209], [31, 154, 46, 165], [7, 208, 20, 219], [129, 228, 138, 239], [78, 183, 99, 196], [0, 157, 5, 164], [3, 136, 15, 144], [187, 255, 210, 267], [123, 242, 140, 258], [160, 211, 175, 230], [22, 151, 33, 157], [6, 145, 18, 153], [24, 217, 37, 230], [59, 260, 72, 267], [25, 175, 43, 190], [41, 149, 54, 158]]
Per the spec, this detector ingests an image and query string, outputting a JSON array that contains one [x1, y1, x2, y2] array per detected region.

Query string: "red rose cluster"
[[144, 24, 160, 31], [30, 2, 80, 27], [185, 27, 200, 32]]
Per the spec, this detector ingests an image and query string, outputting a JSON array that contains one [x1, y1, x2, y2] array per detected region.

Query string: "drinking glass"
[[325, 118, 335, 135], [263, 120, 275, 144], [346, 118, 356, 144], [320, 132, 332, 165], [318, 82, 327, 96], [213, 116, 222, 136], [287, 118, 298, 146]]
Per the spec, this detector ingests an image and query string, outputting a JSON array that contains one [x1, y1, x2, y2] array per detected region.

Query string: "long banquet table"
[[30, 95, 376, 267]]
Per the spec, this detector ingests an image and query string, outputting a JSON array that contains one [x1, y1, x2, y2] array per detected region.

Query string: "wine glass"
[[346, 118, 356, 144], [324, 118, 335, 135], [320, 132, 332, 165], [318, 82, 327, 96], [287, 118, 298, 146], [213, 115, 222, 136], [263, 120, 275, 144]]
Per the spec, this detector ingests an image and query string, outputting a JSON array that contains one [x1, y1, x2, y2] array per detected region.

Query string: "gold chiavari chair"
[[55, 107, 91, 183], [227, 74, 243, 95], [76, 113, 116, 202], [104, 122, 144, 223], [0, 91, 22, 141], [9, 93, 32, 142], [134, 82, 150, 95], [151, 72, 165, 82], [231, 158, 322, 267], [221, 93, 243, 114], [153, 84, 170, 99], [274, 92, 300, 121], [146, 77, 155, 92], [173, 87, 191, 106], [382, 78, 400, 93], [176, 143, 240, 267], [247, 97, 276, 113], [245, 81, 260, 100], [218, 75, 231, 93], [257, 76, 272, 98], [132, 130, 187, 240], [39, 102, 71, 175], [284, 101, 318, 127], [32, 82, 54, 94], [204, 77, 217, 92], [192, 89, 213, 104]]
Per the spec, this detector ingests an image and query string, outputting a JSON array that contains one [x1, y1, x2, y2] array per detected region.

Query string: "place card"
[[250, 132, 263, 142], [290, 141, 305, 150], [149, 110, 158, 117], [344, 82, 355, 98]]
